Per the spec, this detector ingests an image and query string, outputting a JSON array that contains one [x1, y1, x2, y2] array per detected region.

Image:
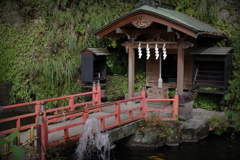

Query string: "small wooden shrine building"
[[94, 1, 229, 98]]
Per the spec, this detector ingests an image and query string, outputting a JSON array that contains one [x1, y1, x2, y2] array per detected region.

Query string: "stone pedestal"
[[147, 87, 169, 108], [125, 92, 141, 103]]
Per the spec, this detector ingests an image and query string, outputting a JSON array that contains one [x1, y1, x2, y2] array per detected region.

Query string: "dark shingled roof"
[[80, 47, 111, 56], [95, 5, 225, 38], [189, 47, 233, 55]]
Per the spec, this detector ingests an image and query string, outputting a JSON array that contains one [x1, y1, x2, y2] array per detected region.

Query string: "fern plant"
[[0, 130, 30, 160]]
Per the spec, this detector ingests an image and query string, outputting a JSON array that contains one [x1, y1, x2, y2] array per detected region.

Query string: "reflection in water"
[[114, 134, 240, 160]]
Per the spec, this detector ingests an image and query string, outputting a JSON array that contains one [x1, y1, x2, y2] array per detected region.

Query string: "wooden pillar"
[[177, 41, 184, 93], [128, 46, 135, 98]]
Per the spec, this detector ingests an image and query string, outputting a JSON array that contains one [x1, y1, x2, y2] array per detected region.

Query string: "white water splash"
[[75, 118, 115, 160]]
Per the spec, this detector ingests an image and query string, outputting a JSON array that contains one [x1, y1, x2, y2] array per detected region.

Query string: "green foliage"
[[105, 75, 128, 101], [106, 72, 146, 101], [161, 0, 240, 111], [134, 71, 146, 91], [45, 146, 66, 160], [138, 114, 171, 140], [1, 0, 240, 112], [0, 130, 30, 160], [168, 89, 175, 98], [225, 29, 240, 111], [207, 111, 240, 136], [193, 92, 222, 111], [106, 47, 128, 75], [225, 111, 240, 132], [0, 0, 137, 108], [207, 115, 228, 135], [160, 0, 222, 25]]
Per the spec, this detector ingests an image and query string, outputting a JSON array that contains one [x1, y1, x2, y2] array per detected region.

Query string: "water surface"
[[114, 134, 240, 160]]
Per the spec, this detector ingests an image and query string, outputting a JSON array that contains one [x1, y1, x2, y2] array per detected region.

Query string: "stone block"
[[147, 87, 169, 108], [125, 92, 141, 103], [180, 119, 209, 142], [178, 101, 193, 120]]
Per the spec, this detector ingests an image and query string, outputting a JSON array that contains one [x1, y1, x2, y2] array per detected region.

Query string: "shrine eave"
[[94, 5, 225, 39]]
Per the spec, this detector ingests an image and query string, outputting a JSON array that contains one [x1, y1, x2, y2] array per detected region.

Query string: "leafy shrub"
[[105, 75, 128, 101], [0, 130, 30, 160], [45, 146, 66, 160], [168, 89, 175, 98], [207, 115, 228, 135], [106, 72, 146, 101], [193, 92, 222, 111], [207, 111, 240, 136], [225, 111, 240, 132], [225, 30, 240, 111], [0, 0, 137, 108], [138, 115, 171, 140]]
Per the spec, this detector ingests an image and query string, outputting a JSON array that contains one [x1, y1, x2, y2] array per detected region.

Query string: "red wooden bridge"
[[0, 81, 179, 160]]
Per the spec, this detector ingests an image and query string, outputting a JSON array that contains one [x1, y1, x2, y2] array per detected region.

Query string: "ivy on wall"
[[1, 0, 240, 111], [0, 0, 137, 108]]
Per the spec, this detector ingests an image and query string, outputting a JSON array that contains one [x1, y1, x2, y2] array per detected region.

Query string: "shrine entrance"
[[94, 1, 225, 98]]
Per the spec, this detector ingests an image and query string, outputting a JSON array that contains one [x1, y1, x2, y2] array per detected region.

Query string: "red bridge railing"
[[0, 82, 179, 160]]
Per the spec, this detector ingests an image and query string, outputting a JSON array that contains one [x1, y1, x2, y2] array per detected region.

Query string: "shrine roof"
[[95, 5, 225, 39]]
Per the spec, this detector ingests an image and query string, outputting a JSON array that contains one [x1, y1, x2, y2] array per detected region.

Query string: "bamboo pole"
[[30, 126, 34, 157], [4, 137, 8, 153]]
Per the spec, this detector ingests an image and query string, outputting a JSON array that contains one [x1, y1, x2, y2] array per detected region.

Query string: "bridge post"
[[173, 89, 179, 120], [35, 102, 41, 123], [40, 102, 47, 123], [36, 123, 41, 160], [83, 110, 89, 122], [141, 86, 147, 119], [69, 97, 74, 111], [92, 81, 97, 106], [37, 111, 47, 160], [96, 80, 101, 111], [116, 103, 120, 125]]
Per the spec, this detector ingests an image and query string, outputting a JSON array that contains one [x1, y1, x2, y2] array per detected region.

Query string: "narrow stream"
[[114, 133, 240, 160]]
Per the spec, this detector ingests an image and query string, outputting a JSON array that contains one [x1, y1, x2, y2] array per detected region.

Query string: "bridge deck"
[[19, 102, 172, 145]]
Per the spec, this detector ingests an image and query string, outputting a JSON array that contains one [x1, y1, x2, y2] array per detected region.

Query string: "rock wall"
[[118, 108, 222, 148]]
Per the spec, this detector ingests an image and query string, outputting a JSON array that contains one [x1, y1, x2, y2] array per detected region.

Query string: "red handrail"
[[0, 83, 101, 136], [0, 84, 179, 160]]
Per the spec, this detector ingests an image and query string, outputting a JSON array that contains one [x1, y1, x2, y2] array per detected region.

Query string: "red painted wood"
[[0, 84, 179, 160]]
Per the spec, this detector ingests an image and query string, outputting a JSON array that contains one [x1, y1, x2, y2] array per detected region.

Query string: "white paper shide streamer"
[[155, 44, 159, 59], [138, 43, 142, 59], [162, 43, 167, 60], [146, 44, 150, 59]]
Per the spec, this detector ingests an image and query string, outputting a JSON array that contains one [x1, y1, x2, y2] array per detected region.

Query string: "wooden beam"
[[97, 14, 143, 38], [141, 14, 197, 38], [122, 41, 174, 49], [116, 28, 167, 35], [96, 13, 197, 38], [121, 41, 193, 50], [128, 46, 135, 98], [177, 40, 184, 93]]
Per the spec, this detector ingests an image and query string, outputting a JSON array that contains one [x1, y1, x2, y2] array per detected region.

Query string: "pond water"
[[1, 112, 239, 160], [113, 133, 240, 160]]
